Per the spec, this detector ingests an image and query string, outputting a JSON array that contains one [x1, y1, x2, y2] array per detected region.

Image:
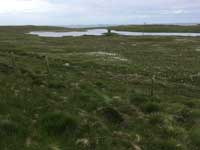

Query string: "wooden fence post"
[[45, 55, 50, 73], [150, 75, 156, 97], [10, 52, 16, 68]]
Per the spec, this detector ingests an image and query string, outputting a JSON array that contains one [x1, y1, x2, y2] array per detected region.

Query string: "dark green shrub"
[[48, 79, 65, 89], [182, 99, 200, 108], [174, 107, 193, 123], [0, 119, 27, 150], [72, 88, 107, 111], [190, 109, 200, 124], [99, 107, 124, 124], [183, 100, 195, 108], [94, 81, 105, 89], [160, 125, 186, 139], [41, 112, 79, 136], [129, 92, 149, 105], [0, 63, 13, 73], [190, 127, 200, 148], [141, 102, 160, 113], [148, 113, 164, 125], [0, 119, 25, 137], [145, 139, 182, 150]]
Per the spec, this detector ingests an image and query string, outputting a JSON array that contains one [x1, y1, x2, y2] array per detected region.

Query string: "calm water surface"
[[29, 29, 200, 37]]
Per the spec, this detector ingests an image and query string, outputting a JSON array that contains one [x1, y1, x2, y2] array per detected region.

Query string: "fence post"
[[150, 75, 155, 97], [10, 52, 16, 68], [45, 55, 50, 73]]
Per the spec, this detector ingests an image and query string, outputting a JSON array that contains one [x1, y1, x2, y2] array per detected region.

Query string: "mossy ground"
[[0, 26, 200, 150]]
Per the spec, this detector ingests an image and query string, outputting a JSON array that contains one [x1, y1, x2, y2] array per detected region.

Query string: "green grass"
[[110, 24, 200, 32], [0, 25, 200, 149]]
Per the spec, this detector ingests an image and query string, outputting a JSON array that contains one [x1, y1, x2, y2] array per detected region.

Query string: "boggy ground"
[[0, 26, 200, 150]]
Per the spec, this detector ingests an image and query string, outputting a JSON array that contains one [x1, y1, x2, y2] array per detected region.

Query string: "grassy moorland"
[[110, 24, 200, 33], [0, 25, 200, 150]]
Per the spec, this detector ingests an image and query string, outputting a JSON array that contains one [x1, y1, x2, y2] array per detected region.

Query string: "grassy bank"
[[0, 26, 200, 150]]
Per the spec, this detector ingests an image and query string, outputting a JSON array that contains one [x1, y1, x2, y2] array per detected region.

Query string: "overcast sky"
[[0, 0, 199, 25]]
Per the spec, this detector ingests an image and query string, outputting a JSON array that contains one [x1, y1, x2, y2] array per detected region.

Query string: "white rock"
[[63, 63, 70, 67]]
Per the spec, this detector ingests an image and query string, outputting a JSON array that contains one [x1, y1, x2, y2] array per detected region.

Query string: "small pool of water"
[[29, 29, 200, 37], [29, 29, 107, 37]]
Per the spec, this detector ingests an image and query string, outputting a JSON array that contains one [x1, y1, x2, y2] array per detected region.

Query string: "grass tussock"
[[40, 112, 79, 136]]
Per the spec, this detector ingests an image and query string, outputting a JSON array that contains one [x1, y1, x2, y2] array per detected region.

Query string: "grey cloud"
[[0, 0, 199, 25]]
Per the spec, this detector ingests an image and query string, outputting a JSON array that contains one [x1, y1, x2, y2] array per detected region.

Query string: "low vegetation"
[[0, 25, 199, 149], [110, 24, 200, 33]]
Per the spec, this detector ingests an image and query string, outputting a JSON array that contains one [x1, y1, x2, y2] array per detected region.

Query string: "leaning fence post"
[[10, 52, 16, 68], [150, 75, 156, 97], [45, 55, 50, 73]]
